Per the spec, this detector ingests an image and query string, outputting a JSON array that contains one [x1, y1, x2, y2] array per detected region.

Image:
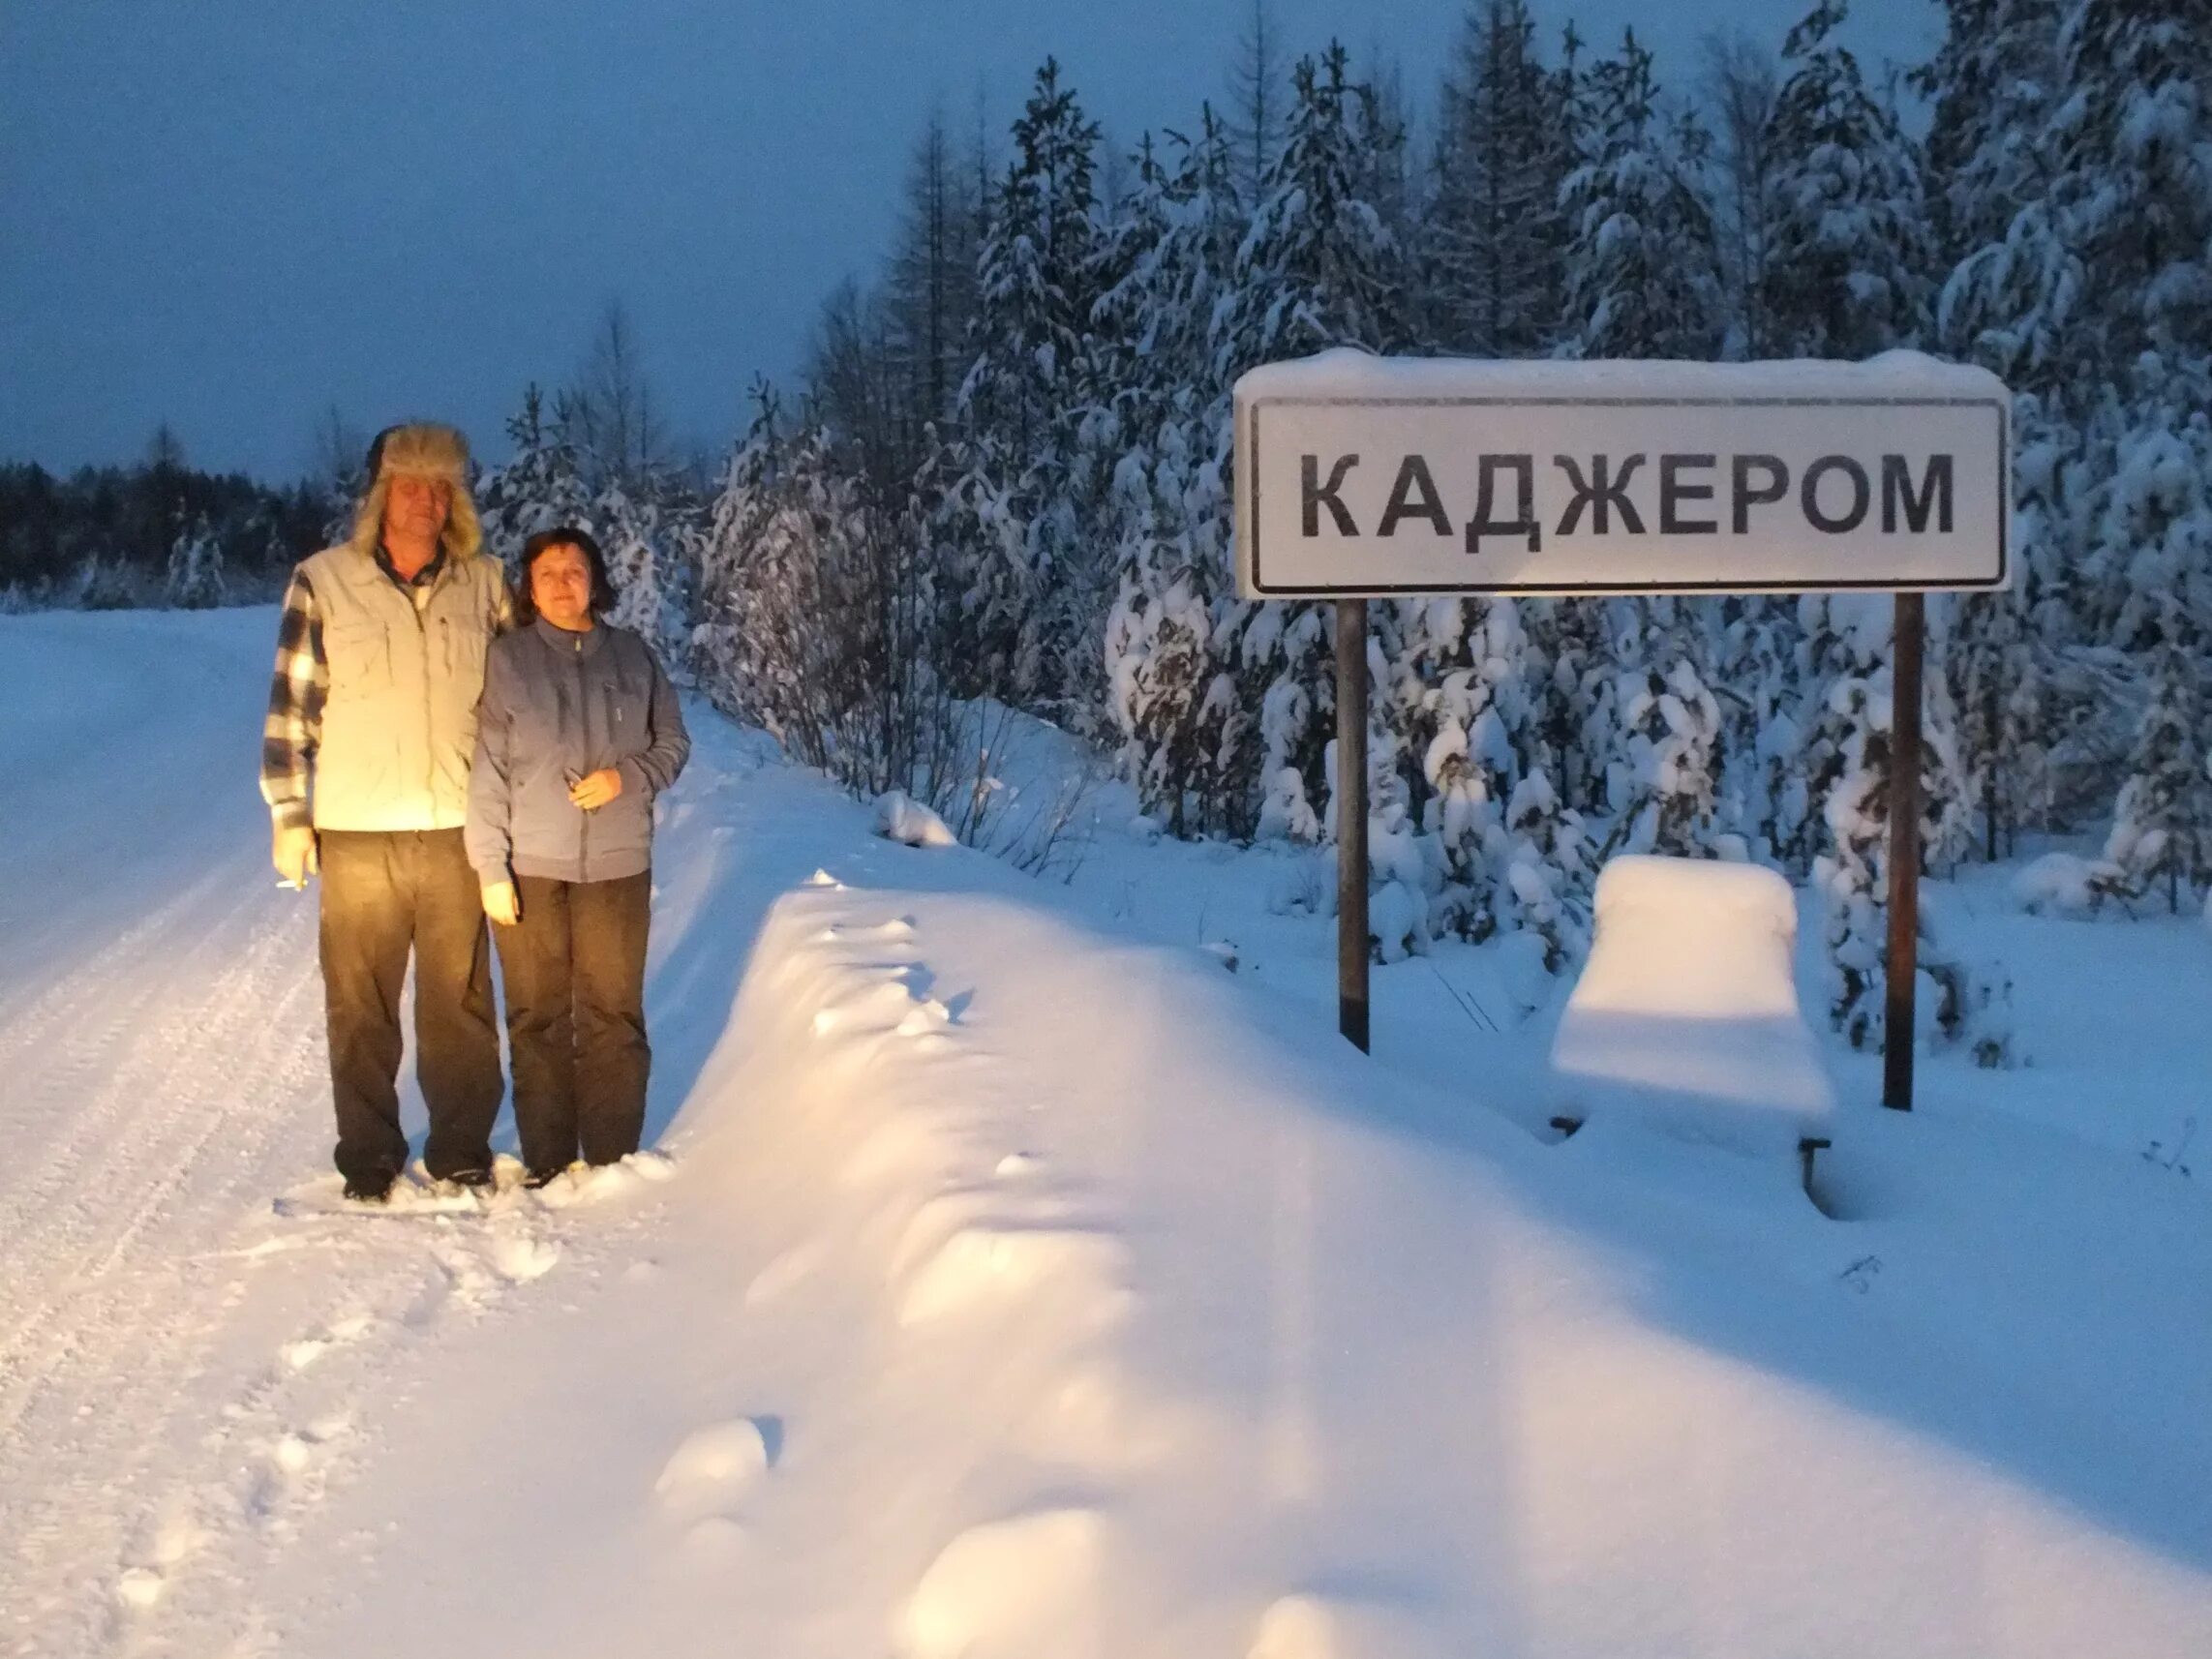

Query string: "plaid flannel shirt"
[[258, 549, 511, 830]]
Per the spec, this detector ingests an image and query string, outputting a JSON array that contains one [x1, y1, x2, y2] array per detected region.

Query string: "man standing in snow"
[[260, 424, 511, 1202]]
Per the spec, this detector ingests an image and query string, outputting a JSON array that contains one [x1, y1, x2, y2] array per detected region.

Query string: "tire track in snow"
[[0, 872, 340, 1657], [0, 890, 316, 1410]]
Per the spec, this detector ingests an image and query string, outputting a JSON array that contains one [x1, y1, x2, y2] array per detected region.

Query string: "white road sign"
[[1234, 350, 2011, 598]]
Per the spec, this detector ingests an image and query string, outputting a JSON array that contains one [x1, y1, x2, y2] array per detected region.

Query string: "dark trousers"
[[495, 870, 652, 1174], [318, 829, 502, 1185]]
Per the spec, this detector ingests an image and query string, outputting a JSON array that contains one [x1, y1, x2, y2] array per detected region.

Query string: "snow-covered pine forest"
[[15, 0, 2209, 1028], [668, 0, 2211, 1041]]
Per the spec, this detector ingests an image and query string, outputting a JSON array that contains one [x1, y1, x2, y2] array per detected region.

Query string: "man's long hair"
[[347, 422, 484, 562]]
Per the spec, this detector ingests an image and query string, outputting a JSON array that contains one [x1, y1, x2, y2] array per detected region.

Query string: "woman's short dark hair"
[[514, 526, 616, 623]]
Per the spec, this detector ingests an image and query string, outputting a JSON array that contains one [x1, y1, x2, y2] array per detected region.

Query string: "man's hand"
[[568, 768, 623, 811], [482, 880, 521, 927], [273, 823, 318, 888]]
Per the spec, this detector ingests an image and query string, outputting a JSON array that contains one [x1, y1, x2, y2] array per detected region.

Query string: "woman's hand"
[[482, 880, 521, 927], [568, 768, 623, 810]]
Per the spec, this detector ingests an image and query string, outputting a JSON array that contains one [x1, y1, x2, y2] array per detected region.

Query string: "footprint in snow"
[[490, 1231, 561, 1283], [676, 1514, 749, 1573], [532, 1149, 678, 1208], [897, 1221, 1132, 1328], [269, 1412, 352, 1479], [744, 1243, 821, 1305], [823, 916, 917, 943], [281, 1310, 374, 1372], [653, 1416, 779, 1522], [1246, 1593, 1451, 1659], [903, 1507, 1106, 1659], [114, 1500, 210, 1613]]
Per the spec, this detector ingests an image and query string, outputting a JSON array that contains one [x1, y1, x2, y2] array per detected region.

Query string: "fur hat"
[[348, 421, 483, 562]]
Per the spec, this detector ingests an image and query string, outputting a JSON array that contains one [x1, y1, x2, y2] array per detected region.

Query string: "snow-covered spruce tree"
[[1422, 0, 1572, 358], [937, 59, 1103, 717], [1557, 28, 1722, 363], [1548, 30, 1720, 852], [1103, 482, 1219, 834], [1499, 767, 1594, 968], [1949, 588, 2046, 860], [1749, 2, 1963, 1031], [1389, 597, 1510, 942], [1801, 595, 1977, 1049], [1914, 0, 2064, 280], [2100, 363, 2212, 641], [1915, 3, 2093, 846], [1209, 43, 1408, 856], [1918, 0, 2070, 394], [1086, 133, 1179, 418], [476, 386, 596, 572], [1708, 595, 1806, 864], [690, 388, 783, 713], [164, 515, 226, 609], [1519, 591, 1606, 823], [595, 476, 694, 670], [1394, 593, 1591, 960], [1938, 0, 2212, 414], [1606, 641, 1724, 859], [695, 395, 954, 804], [2094, 369, 2212, 908], [1095, 115, 1254, 835], [2048, 3, 2212, 384], [1759, 0, 1934, 361], [1210, 45, 1404, 403], [2107, 639, 2211, 912]]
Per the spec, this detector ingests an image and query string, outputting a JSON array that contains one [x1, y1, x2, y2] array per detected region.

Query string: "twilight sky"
[[0, 0, 1939, 480]]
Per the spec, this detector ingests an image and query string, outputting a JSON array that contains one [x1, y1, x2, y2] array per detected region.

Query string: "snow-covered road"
[[3, 608, 2208, 1659]]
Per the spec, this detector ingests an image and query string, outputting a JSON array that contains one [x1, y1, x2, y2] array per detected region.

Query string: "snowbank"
[[873, 789, 958, 848], [2013, 850, 2131, 917], [1551, 855, 1833, 1159]]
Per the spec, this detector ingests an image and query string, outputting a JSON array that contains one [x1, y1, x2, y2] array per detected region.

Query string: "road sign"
[[1233, 350, 2013, 1114], [1234, 350, 2010, 600]]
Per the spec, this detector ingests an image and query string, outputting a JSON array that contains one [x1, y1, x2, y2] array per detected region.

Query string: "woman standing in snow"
[[466, 528, 689, 1187]]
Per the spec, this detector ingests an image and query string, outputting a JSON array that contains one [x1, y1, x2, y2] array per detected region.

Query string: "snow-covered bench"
[[1548, 856, 1834, 1193]]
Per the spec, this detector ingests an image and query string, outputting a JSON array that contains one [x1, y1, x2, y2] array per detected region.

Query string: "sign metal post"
[[1883, 592, 1925, 1110], [1336, 597, 1370, 1053]]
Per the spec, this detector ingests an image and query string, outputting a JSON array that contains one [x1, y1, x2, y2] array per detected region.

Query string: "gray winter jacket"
[[466, 618, 689, 886]]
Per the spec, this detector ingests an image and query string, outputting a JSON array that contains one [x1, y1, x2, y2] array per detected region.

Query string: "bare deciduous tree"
[[1224, 0, 1285, 204], [1699, 28, 1782, 359], [566, 300, 672, 490]]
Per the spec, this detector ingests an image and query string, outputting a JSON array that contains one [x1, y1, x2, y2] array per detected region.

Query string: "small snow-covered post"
[[1336, 597, 1370, 1052], [1883, 592, 1924, 1110]]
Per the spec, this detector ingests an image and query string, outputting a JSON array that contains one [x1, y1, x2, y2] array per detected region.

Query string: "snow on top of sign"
[[1551, 855, 1834, 1161], [1235, 346, 2007, 404]]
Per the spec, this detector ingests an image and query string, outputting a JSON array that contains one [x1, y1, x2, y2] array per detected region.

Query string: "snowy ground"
[[2, 606, 2208, 1659]]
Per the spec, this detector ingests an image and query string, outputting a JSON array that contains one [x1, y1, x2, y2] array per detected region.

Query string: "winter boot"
[[343, 1171, 396, 1205]]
